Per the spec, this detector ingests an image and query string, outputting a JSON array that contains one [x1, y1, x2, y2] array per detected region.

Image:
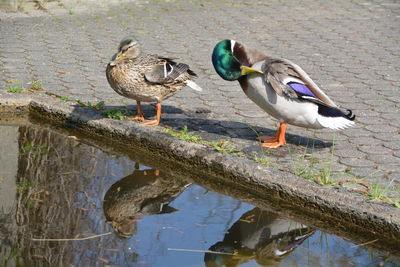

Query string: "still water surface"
[[0, 121, 398, 266]]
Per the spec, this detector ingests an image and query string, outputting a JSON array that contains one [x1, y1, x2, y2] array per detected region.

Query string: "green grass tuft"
[[253, 152, 269, 166], [7, 86, 24, 93], [76, 99, 105, 111], [163, 126, 203, 143], [102, 109, 130, 120], [209, 140, 240, 154], [369, 178, 399, 207], [163, 126, 242, 155]]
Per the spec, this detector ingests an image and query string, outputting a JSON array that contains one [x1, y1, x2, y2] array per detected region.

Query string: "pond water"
[[0, 120, 399, 266]]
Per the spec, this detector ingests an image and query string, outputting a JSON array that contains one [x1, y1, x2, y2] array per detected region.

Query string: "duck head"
[[109, 37, 141, 66], [212, 39, 244, 81], [212, 39, 267, 81]]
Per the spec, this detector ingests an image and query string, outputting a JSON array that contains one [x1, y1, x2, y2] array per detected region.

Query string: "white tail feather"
[[185, 80, 203, 92], [317, 115, 355, 130]]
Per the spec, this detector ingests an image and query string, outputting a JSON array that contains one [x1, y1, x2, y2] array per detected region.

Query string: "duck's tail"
[[185, 80, 203, 92], [316, 104, 355, 130]]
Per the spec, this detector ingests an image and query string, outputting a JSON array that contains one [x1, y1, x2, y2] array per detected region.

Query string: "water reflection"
[[204, 207, 314, 267], [103, 163, 188, 238], [0, 121, 398, 266]]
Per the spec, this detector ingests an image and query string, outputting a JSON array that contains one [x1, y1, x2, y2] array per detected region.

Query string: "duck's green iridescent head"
[[212, 39, 242, 81]]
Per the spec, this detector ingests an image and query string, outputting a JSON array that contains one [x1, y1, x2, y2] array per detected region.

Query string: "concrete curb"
[[1, 92, 399, 253]]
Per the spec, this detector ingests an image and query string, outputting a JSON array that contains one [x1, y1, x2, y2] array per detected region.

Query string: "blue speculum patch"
[[288, 82, 317, 98]]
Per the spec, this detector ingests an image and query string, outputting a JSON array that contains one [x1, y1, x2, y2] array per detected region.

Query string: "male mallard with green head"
[[212, 39, 355, 148], [106, 37, 202, 126]]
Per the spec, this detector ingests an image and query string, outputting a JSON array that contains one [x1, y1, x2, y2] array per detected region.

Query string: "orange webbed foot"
[[260, 139, 286, 148], [258, 123, 287, 149], [128, 113, 145, 122], [257, 136, 279, 142]]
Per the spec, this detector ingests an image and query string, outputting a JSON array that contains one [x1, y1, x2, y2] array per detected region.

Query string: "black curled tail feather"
[[318, 104, 356, 121], [345, 109, 355, 121]]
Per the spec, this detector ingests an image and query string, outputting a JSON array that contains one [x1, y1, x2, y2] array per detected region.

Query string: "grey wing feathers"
[[263, 58, 300, 98], [262, 58, 337, 107], [145, 57, 194, 84]]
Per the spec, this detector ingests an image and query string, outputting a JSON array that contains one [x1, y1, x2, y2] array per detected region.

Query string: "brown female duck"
[[106, 37, 202, 126]]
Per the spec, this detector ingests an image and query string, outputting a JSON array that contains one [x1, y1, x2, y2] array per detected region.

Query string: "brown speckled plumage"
[[106, 54, 193, 103], [106, 37, 200, 126]]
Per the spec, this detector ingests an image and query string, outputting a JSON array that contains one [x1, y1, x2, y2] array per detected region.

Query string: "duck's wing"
[[144, 57, 196, 84], [262, 58, 337, 107]]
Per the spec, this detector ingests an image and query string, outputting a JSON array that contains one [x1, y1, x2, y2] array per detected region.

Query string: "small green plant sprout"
[[209, 140, 240, 154], [60, 96, 69, 101], [253, 151, 269, 166], [369, 178, 400, 207], [76, 99, 105, 111], [162, 126, 204, 143], [315, 168, 335, 186], [102, 109, 130, 120], [16, 180, 33, 195], [7, 86, 24, 93], [247, 124, 262, 138], [29, 80, 43, 91], [288, 146, 316, 179], [21, 143, 49, 155]]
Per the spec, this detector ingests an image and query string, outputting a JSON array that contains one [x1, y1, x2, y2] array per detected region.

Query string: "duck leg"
[[143, 102, 161, 126], [258, 122, 287, 148], [131, 100, 145, 121]]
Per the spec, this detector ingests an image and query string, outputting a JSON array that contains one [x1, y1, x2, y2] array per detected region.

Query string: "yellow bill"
[[240, 66, 264, 76]]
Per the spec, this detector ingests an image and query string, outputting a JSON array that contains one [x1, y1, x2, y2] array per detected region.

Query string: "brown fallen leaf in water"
[[31, 198, 44, 203], [45, 92, 59, 98], [104, 248, 119, 252], [98, 257, 109, 263], [31, 254, 45, 259], [28, 89, 41, 93], [58, 71, 68, 75]]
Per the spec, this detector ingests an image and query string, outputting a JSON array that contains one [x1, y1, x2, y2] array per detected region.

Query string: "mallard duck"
[[204, 207, 314, 266], [212, 39, 355, 148], [106, 37, 202, 126], [103, 164, 188, 238]]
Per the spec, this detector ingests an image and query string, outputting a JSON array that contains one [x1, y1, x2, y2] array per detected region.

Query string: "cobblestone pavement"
[[1, 0, 399, 200]]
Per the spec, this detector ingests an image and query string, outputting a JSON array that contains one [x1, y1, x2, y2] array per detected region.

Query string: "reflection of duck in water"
[[103, 163, 189, 238], [204, 207, 314, 267]]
